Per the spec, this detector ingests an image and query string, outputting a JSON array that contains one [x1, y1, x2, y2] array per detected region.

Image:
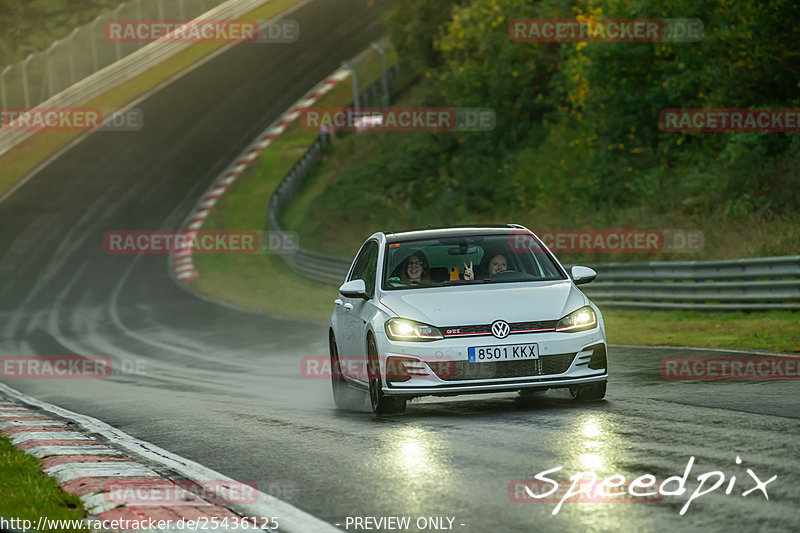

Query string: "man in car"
[[463, 254, 508, 280]]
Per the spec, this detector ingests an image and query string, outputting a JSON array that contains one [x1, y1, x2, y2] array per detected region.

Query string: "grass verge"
[[603, 310, 800, 353], [0, 0, 305, 199], [0, 433, 87, 533]]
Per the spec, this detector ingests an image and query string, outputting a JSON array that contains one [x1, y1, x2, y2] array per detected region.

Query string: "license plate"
[[468, 344, 539, 363]]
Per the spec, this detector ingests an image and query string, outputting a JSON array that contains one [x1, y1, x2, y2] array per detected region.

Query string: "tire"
[[517, 388, 548, 405], [367, 336, 406, 416], [569, 381, 607, 401], [329, 332, 363, 410]]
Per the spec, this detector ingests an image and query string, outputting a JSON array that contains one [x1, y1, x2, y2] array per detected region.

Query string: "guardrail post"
[[90, 16, 102, 72], [0, 65, 10, 111], [370, 42, 389, 107], [21, 55, 32, 109], [68, 29, 79, 85], [113, 4, 125, 60], [46, 50, 55, 101], [341, 61, 359, 111]]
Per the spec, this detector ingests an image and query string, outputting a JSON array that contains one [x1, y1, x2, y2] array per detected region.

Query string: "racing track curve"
[[1, 0, 799, 531]]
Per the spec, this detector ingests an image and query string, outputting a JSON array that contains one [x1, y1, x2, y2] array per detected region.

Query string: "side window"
[[348, 240, 378, 297]]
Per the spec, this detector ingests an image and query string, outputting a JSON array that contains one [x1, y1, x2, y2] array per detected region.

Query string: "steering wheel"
[[490, 269, 517, 278]]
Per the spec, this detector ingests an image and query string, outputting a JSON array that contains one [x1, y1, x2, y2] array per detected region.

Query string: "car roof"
[[383, 224, 528, 243]]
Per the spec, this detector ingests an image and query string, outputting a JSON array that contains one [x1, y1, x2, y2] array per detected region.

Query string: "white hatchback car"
[[328, 225, 607, 415]]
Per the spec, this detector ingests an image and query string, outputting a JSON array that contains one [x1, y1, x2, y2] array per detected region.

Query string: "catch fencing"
[[0, 0, 268, 157]]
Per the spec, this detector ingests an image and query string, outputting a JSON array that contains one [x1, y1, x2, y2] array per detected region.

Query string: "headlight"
[[385, 318, 443, 341], [556, 306, 597, 332]]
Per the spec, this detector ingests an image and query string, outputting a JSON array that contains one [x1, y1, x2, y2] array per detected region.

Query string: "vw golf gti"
[[328, 225, 608, 415]]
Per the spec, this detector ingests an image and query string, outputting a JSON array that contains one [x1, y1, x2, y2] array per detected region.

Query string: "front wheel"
[[569, 381, 607, 401], [367, 337, 406, 416]]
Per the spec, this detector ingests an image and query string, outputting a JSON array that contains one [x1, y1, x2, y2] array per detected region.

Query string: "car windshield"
[[383, 233, 566, 289]]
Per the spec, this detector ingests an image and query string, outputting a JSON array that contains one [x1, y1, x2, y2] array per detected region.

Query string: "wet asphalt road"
[[1, 0, 799, 531]]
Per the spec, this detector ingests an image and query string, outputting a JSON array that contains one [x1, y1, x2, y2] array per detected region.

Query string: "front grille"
[[441, 319, 558, 338], [427, 353, 576, 381], [510, 320, 559, 332]]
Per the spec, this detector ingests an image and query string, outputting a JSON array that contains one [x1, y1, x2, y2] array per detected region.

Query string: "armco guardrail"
[[0, 0, 270, 157], [575, 256, 800, 310], [265, 69, 799, 311]]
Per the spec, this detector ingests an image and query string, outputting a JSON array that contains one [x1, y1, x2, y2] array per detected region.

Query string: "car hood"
[[379, 280, 586, 326]]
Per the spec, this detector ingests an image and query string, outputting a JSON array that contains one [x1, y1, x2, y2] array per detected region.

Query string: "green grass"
[[0, 435, 88, 532], [0, 0, 306, 199], [603, 310, 800, 353]]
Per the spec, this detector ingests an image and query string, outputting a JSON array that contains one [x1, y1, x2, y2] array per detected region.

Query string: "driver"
[[463, 254, 508, 280]]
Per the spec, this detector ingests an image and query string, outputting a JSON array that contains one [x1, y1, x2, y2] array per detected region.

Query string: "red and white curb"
[[0, 387, 339, 532], [171, 69, 350, 282], [0, 400, 248, 531]]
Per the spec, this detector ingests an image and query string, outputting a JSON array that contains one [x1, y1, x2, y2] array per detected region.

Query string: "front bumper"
[[375, 328, 608, 397]]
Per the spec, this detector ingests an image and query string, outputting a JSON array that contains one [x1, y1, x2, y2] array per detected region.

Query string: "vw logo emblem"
[[491, 320, 510, 339]]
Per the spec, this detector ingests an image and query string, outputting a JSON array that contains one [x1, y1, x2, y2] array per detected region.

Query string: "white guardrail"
[[0, 0, 271, 157]]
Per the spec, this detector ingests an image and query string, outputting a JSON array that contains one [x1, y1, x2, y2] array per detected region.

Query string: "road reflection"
[[379, 424, 452, 508], [553, 413, 657, 529]]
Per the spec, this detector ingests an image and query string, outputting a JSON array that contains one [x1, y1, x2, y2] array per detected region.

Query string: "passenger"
[[400, 252, 431, 283], [463, 254, 508, 280]]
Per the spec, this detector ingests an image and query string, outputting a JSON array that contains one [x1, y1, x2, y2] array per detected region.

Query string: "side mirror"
[[570, 266, 597, 285], [339, 279, 369, 299]]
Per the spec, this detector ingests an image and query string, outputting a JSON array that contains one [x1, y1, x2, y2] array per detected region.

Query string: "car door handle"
[[334, 299, 343, 306], [343, 303, 353, 311]]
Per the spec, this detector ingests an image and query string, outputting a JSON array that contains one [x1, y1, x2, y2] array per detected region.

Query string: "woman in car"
[[400, 251, 431, 283]]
